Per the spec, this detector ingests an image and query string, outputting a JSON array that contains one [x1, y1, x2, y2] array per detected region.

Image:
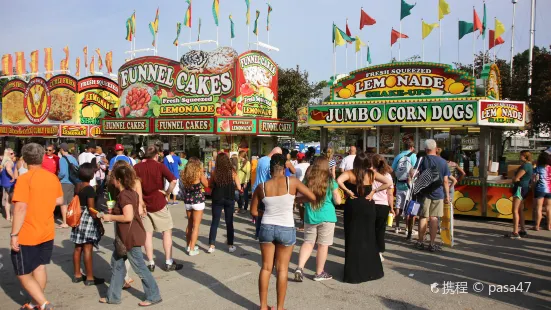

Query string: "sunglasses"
[[46, 149, 54, 152]]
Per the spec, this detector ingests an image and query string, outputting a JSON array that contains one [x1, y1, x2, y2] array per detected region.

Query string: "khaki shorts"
[[304, 222, 336, 245], [61, 183, 75, 205], [143, 206, 174, 233], [421, 198, 444, 218]]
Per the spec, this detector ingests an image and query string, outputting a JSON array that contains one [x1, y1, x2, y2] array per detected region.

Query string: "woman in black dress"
[[337, 152, 393, 283]]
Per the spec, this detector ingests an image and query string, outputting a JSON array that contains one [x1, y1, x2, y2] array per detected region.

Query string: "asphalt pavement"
[[0, 202, 550, 309]]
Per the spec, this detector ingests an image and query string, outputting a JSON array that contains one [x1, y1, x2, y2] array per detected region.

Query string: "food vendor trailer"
[[306, 62, 529, 220], [100, 48, 295, 162]]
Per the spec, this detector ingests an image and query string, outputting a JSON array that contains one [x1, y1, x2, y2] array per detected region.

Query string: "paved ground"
[[1, 203, 550, 310]]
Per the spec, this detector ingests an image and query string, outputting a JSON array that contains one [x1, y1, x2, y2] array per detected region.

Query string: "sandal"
[[138, 299, 163, 307], [123, 278, 134, 289], [72, 275, 85, 283], [99, 298, 108, 304], [57, 224, 70, 229], [19, 303, 38, 310]]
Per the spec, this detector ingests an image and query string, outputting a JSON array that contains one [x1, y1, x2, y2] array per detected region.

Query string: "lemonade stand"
[[306, 62, 529, 220], [100, 48, 295, 159]]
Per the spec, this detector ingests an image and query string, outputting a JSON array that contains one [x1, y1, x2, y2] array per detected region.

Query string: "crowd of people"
[[2, 139, 549, 310]]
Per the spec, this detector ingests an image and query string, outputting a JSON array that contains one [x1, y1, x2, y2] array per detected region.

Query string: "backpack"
[[66, 193, 82, 228], [395, 152, 414, 182], [63, 156, 80, 185]]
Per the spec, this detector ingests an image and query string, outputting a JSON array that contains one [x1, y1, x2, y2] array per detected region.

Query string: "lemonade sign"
[[78, 77, 120, 125], [330, 63, 475, 102], [478, 100, 525, 127]]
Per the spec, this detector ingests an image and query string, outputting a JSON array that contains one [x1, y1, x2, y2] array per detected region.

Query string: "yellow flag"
[[334, 25, 346, 46], [355, 36, 366, 53], [439, 0, 450, 20], [422, 20, 439, 39], [495, 18, 505, 39]]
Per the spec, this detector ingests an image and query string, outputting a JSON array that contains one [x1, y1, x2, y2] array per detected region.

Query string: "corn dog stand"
[[306, 62, 529, 220], [100, 48, 295, 164]]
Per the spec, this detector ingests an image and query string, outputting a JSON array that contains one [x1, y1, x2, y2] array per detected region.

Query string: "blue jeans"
[[106, 247, 161, 304], [209, 199, 235, 246], [236, 185, 250, 210], [258, 224, 296, 246]]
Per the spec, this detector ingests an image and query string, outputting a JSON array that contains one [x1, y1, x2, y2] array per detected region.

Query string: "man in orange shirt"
[[10, 143, 63, 310]]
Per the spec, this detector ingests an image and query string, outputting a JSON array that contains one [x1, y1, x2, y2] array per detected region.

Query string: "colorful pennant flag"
[[253, 10, 260, 35], [495, 18, 506, 39], [346, 19, 353, 44], [63, 46, 70, 70], [333, 24, 355, 46], [489, 29, 505, 50], [245, 0, 250, 25], [212, 0, 220, 26], [29, 50, 39, 75], [355, 36, 366, 53], [83, 46, 88, 68], [76, 57, 80, 77], [359, 8, 376, 29], [126, 11, 136, 41], [90, 56, 95, 74], [106, 52, 113, 74], [391, 28, 408, 46], [474, 8, 483, 34], [184, 0, 192, 28], [174, 22, 182, 46], [2, 54, 13, 76], [367, 45, 372, 64], [44, 47, 53, 79], [197, 18, 202, 41], [96, 48, 103, 70], [229, 15, 235, 39], [400, 0, 415, 21], [482, 3, 487, 38], [422, 20, 439, 39], [439, 0, 450, 20], [149, 8, 159, 46], [459, 21, 474, 40], [60, 60, 66, 72], [266, 4, 272, 31], [15, 52, 26, 75]]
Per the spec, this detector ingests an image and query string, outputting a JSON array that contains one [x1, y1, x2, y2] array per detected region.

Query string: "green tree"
[[277, 66, 326, 142]]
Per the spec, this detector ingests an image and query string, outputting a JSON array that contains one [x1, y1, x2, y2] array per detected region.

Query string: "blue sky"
[[1, 0, 550, 83]]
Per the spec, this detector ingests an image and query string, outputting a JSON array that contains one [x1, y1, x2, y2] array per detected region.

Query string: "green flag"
[[400, 0, 415, 21], [458, 20, 474, 40], [173, 22, 182, 46], [482, 2, 487, 39], [253, 10, 260, 35], [229, 15, 235, 39], [367, 46, 372, 64]]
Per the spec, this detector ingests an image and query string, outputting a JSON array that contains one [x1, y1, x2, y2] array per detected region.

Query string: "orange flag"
[[29, 50, 39, 75], [90, 55, 95, 74], [15, 52, 26, 75], [83, 46, 88, 68], [60, 59, 66, 72], [2, 54, 13, 76], [44, 47, 53, 79], [76, 57, 80, 77], [62, 46, 70, 71], [95, 48, 103, 70], [105, 51, 113, 74]]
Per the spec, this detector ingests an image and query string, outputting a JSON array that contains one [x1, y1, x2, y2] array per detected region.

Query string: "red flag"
[[345, 19, 353, 44], [489, 30, 504, 50], [473, 8, 483, 33], [391, 28, 408, 46], [360, 8, 376, 29]]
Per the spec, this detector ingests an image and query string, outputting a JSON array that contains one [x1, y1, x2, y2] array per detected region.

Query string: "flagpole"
[[248, 24, 250, 50], [399, 20, 402, 61], [355, 48, 358, 70], [367, 41, 370, 66], [510, 0, 517, 83], [422, 19, 425, 61], [189, 27, 192, 50], [439, 18, 442, 62], [457, 19, 460, 65], [345, 18, 348, 72], [217, 26, 219, 47], [493, 17, 496, 62], [472, 13, 476, 76]]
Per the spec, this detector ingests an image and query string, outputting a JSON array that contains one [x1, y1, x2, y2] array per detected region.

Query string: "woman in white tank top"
[[251, 154, 315, 310]]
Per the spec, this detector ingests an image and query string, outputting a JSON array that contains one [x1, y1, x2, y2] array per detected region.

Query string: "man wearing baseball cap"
[[108, 144, 133, 172]]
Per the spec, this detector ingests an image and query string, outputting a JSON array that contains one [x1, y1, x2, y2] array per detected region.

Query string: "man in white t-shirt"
[[339, 146, 357, 172], [294, 152, 310, 182], [78, 142, 97, 187]]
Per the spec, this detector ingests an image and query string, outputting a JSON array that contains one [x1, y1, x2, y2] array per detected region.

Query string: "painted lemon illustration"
[[81, 105, 102, 118], [346, 84, 356, 94], [453, 191, 464, 203], [444, 78, 455, 92], [338, 88, 353, 99], [494, 196, 513, 215], [385, 75, 397, 88], [455, 197, 476, 212], [448, 82, 466, 94]]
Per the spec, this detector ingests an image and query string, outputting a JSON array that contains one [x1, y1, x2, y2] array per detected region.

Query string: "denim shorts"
[[534, 191, 551, 199], [258, 224, 296, 246]]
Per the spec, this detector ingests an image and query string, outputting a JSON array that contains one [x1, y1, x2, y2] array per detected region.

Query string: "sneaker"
[[519, 230, 528, 237], [379, 253, 385, 262], [505, 232, 521, 239], [394, 227, 402, 234], [19, 303, 38, 310], [147, 264, 155, 272], [406, 234, 412, 241], [186, 245, 199, 253], [411, 230, 419, 236], [42, 303, 54, 310], [165, 261, 183, 271], [294, 268, 304, 282], [313, 271, 333, 281], [427, 244, 438, 252], [188, 249, 200, 256], [208, 247, 216, 254], [229, 246, 237, 253], [415, 242, 425, 250], [85, 277, 105, 286]]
